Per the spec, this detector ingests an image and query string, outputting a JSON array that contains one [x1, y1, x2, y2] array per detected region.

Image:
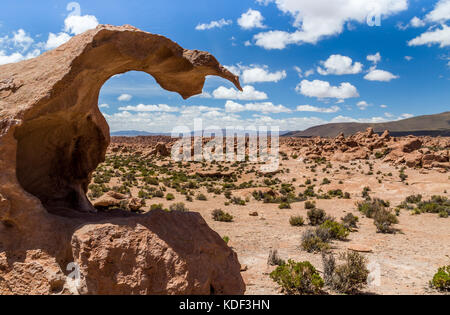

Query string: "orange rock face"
[[0, 25, 244, 295]]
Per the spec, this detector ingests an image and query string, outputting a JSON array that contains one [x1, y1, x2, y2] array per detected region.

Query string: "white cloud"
[[408, 24, 450, 48], [410, 16, 425, 28], [364, 68, 399, 81], [195, 19, 232, 30], [404, 56, 413, 61], [12, 29, 34, 51], [317, 54, 363, 75], [64, 15, 99, 35], [296, 105, 341, 113], [99, 104, 109, 108], [400, 113, 414, 119], [367, 52, 381, 64], [253, 0, 408, 49], [213, 85, 268, 101], [296, 80, 359, 99], [45, 32, 72, 50], [238, 9, 266, 29], [425, 0, 450, 22], [118, 94, 133, 102], [0, 49, 40, 66], [380, 104, 388, 108], [225, 100, 291, 113], [118, 104, 179, 112], [356, 101, 370, 110], [226, 64, 287, 83]]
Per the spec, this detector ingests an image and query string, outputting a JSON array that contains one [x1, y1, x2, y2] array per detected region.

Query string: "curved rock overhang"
[[0, 24, 241, 219]]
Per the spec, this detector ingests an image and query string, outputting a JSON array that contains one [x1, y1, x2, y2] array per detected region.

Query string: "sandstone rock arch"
[[0, 25, 245, 295]]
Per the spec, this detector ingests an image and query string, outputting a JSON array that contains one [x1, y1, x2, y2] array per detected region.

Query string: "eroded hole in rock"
[[15, 113, 108, 214]]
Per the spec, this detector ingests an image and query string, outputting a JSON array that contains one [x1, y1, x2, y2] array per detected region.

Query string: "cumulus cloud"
[[410, 16, 425, 28], [213, 85, 268, 101], [408, 24, 450, 48], [425, 0, 450, 22], [253, 0, 408, 49], [118, 104, 179, 112], [99, 104, 109, 108], [12, 29, 34, 51], [225, 100, 291, 113], [356, 101, 370, 110], [364, 68, 399, 81], [317, 54, 363, 75], [64, 15, 99, 35], [367, 52, 381, 64], [0, 48, 40, 65], [296, 105, 341, 113], [195, 19, 232, 30], [118, 94, 133, 102], [226, 64, 286, 83], [296, 80, 359, 99], [45, 32, 72, 50], [238, 9, 266, 29]]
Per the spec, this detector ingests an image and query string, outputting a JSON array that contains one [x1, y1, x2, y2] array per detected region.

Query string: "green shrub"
[[320, 220, 349, 240], [301, 228, 330, 253], [279, 202, 291, 209], [270, 260, 324, 295], [405, 194, 422, 204], [267, 249, 285, 266], [430, 265, 450, 291], [166, 193, 175, 201], [222, 236, 230, 245], [307, 208, 327, 226], [341, 213, 359, 229], [374, 208, 399, 233], [169, 202, 189, 212], [305, 201, 316, 209], [212, 209, 233, 222], [323, 251, 369, 294], [150, 204, 164, 211], [290, 216, 305, 226], [153, 190, 164, 198], [357, 198, 390, 218], [197, 193, 207, 201]]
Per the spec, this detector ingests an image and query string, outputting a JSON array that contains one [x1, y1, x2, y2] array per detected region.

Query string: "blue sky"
[[1, 0, 449, 132]]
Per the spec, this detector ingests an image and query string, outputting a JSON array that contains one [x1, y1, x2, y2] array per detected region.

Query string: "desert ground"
[[87, 131, 450, 295]]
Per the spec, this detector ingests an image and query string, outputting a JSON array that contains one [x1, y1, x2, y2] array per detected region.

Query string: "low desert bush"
[[357, 198, 390, 218], [270, 260, 324, 295], [196, 193, 207, 201], [212, 209, 233, 222], [279, 202, 291, 209], [301, 228, 330, 253], [320, 220, 349, 240], [169, 202, 189, 212], [289, 216, 305, 226], [304, 201, 316, 209], [341, 213, 359, 229], [166, 193, 175, 201], [430, 265, 450, 291], [267, 249, 285, 266], [322, 251, 369, 294], [374, 208, 399, 233], [307, 208, 327, 226]]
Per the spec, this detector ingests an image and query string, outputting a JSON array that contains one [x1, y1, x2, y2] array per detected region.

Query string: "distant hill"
[[284, 112, 450, 138], [111, 130, 170, 137]]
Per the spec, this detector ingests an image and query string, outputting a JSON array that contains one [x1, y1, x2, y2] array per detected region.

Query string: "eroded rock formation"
[[0, 25, 245, 295]]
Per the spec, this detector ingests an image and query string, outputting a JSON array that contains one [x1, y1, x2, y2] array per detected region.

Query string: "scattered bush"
[[301, 228, 330, 253], [212, 209, 233, 222], [430, 265, 450, 291], [374, 208, 399, 233], [322, 251, 369, 294], [150, 204, 164, 211], [307, 208, 327, 226], [341, 213, 359, 229], [267, 249, 285, 266], [289, 216, 305, 227], [166, 193, 175, 201], [196, 193, 207, 201], [270, 260, 324, 295], [357, 198, 390, 219], [279, 202, 291, 209], [305, 201, 316, 209], [405, 194, 422, 204], [169, 202, 189, 212], [320, 220, 349, 240]]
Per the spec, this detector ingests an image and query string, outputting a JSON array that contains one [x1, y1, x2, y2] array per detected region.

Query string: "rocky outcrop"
[[0, 25, 244, 295]]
